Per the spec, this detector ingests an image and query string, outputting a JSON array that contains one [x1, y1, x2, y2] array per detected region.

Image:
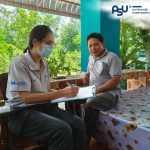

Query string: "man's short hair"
[[87, 33, 104, 43]]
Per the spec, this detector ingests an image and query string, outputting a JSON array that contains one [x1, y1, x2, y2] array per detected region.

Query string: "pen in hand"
[[67, 82, 74, 87], [66, 82, 79, 96]]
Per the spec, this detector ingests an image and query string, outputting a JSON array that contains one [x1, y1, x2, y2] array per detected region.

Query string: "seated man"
[[83, 33, 122, 147]]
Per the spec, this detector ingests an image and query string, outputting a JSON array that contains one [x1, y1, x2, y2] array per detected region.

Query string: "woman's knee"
[[46, 120, 73, 141]]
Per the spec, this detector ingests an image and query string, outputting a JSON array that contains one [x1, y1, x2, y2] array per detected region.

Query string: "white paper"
[[51, 85, 96, 103], [0, 105, 11, 114]]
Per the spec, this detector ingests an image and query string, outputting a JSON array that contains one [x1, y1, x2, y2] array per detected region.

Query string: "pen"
[[67, 82, 74, 87]]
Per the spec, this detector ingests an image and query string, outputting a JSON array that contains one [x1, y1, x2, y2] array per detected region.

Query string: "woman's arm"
[[18, 86, 79, 104]]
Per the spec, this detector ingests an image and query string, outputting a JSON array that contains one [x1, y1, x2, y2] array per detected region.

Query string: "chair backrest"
[[0, 73, 8, 100]]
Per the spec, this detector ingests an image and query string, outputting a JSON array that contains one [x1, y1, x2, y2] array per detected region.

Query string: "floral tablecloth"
[[95, 86, 150, 150]]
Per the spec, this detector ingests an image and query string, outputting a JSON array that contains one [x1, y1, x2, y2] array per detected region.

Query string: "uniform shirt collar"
[[25, 50, 45, 70]]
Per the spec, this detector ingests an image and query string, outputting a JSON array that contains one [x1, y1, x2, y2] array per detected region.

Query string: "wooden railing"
[[50, 70, 150, 90]]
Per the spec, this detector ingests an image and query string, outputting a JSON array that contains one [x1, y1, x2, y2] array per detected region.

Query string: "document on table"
[[51, 85, 96, 103]]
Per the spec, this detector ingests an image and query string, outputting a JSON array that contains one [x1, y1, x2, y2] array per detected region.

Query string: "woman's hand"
[[62, 86, 79, 98]]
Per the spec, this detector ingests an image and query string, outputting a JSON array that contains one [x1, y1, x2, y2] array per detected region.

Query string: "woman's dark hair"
[[24, 25, 53, 53], [87, 32, 104, 43]]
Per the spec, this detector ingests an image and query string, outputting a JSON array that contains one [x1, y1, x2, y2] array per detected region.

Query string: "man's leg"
[[84, 92, 118, 147], [9, 109, 73, 150]]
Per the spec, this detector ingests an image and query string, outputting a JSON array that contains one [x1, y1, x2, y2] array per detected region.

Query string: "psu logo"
[[112, 5, 129, 16]]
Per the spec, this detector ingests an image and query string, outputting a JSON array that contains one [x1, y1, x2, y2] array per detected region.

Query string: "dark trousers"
[[8, 104, 87, 150], [84, 92, 118, 139], [65, 92, 118, 140]]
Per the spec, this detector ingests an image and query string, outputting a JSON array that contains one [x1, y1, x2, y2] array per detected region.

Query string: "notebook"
[[51, 85, 96, 103], [0, 105, 11, 114]]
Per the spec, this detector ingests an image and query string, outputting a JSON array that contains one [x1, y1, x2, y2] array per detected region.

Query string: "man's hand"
[[82, 73, 90, 86], [96, 76, 121, 94]]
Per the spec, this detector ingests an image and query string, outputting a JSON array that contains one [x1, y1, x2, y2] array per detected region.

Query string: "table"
[[95, 86, 150, 150]]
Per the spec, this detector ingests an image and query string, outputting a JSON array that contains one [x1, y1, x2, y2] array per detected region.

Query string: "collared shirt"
[[87, 49, 122, 97], [6, 51, 51, 108]]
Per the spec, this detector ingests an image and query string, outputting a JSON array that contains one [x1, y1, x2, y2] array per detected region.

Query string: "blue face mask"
[[38, 45, 53, 58]]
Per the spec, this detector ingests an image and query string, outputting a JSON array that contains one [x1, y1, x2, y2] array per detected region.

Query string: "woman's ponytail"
[[23, 46, 29, 53]]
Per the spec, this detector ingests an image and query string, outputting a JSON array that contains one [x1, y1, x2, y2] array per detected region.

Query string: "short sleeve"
[[109, 55, 122, 77], [87, 62, 90, 73], [8, 61, 31, 92], [87, 56, 92, 73]]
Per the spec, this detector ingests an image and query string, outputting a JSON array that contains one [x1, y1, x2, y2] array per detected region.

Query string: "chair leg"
[[8, 131, 48, 150], [0, 118, 9, 150]]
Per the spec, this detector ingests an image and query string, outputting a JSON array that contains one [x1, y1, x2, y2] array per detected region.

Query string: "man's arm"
[[82, 72, 90, 85], [96, 76, 121, 94]]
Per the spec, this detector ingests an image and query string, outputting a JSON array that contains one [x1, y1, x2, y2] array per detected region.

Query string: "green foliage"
[[59, 19, 80, 52], [47, 46, 81, 77], [120, 80, 127, 90], [139, 29, 150, 66], [120, 21, 145, 69], [0, 5, 81, 76]]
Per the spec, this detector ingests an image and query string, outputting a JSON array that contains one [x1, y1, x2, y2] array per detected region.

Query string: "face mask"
[[38, 45, 53, 58]]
